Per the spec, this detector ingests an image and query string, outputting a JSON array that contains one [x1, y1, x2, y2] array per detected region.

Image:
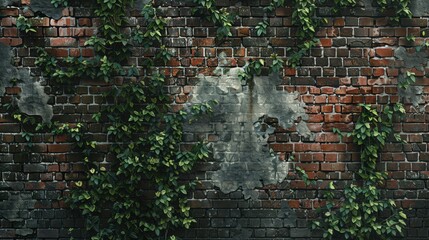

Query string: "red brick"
[[30, 17, 50, 27], [307, 114, 324, 123], [1, 17, 15, 26], [275, 7, 291, 17], [191, 58, 205, 66], [192, 38, 215, 47], [295, 144, 321, 152], [0, 38, 23, 46], [288, 200, 300, 208], [50, 38, 77, 47], [315, 133, 340, 143], [237, 27, 250, 37], [318, 38, 332, 47], [47, 164, 60, 172], [333, 18, 345, 27], [46, 48, 68, 57], [0, 8, 18, 16], [5, 87, 21, 94], [296, 163, 319, 171], [78, 18, 92, 27], [270, 144, 293, 152], [321, 163, 345, 171], [321, 105, 333, 113], [321, 144, 346, 152], [359, 17, 373, 26], [375, 48, 393, 57], [271, 38, 295, 47], [50, 17, 76, 27], [47, 144, 74, 153], [25, 182, 46, 190]]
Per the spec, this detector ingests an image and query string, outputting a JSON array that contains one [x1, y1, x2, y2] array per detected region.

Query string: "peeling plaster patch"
[[30, 0, 63, 20], [187, 56, 312, 199], [394, 46, 427, 108], [0, 43, 53, 122]]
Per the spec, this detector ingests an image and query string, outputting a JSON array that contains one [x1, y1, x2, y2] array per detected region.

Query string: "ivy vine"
[[311, 103, 407, 240], [306, 47, 419, 239], [193, 0, 234, 40], [16, 15, 36, 33], [19, 0, 216, 239]]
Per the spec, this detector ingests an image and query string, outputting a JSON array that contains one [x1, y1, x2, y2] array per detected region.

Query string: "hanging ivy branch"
[[193, 0, 234, 40], [238, 54, 285, 83], [292, 0, 317, 40]]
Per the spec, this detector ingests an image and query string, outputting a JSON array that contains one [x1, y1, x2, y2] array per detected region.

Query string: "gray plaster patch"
[[394, 46, 428, 71], [0, 43, 53, 123], [187, 54, 312, 199], [0, 43, 18, 96], [410, 0, 429, 17], [30, 0, 63, 20], [394, 46, 427, 108]]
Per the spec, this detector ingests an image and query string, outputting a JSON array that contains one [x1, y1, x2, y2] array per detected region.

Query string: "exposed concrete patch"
[[0, 43, 53, 123], [30, 0, 63, 20], [394, 46, 427, 108], [187, 54, 312, 199]]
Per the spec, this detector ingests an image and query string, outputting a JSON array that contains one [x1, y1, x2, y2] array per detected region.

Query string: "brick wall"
[[1, 0, 429, 239]]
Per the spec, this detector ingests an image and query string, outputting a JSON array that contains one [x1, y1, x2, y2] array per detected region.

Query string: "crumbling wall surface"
[[1, 0, 429, 239]]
